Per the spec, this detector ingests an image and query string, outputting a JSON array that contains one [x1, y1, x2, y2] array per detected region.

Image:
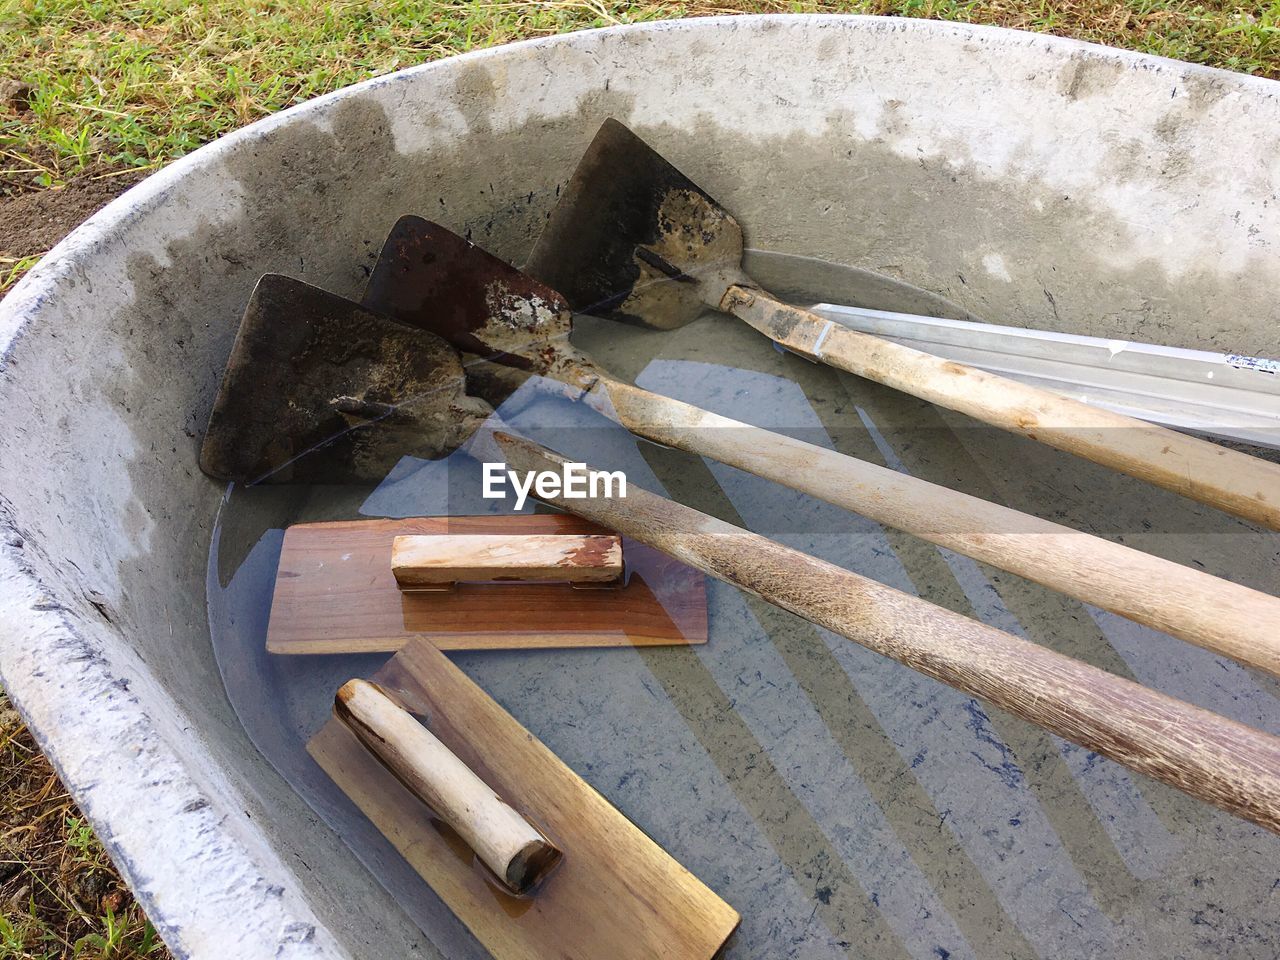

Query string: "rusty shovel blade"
[[524, 118, 748, 330], [364, 215, 574, 370], [199, 274, 488, 484]]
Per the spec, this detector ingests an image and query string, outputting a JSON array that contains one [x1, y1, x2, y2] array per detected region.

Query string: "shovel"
[[521, 118, 1280, 531], [493, 430, 1280, 837], [200, 274, 491, 483], [362, 217, 1280, 678]]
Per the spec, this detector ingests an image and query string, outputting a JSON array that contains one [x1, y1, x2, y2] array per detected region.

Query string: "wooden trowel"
[[308, 637, 741, 960]]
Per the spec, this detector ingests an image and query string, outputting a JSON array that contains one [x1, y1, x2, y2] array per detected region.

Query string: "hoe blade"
[[365, 215, 573, 366], [200, 275, 482, 484], [524, 118, 745, 330]]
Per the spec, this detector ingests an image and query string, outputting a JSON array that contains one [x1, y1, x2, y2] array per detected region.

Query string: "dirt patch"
[[0, 175, 139, 261]]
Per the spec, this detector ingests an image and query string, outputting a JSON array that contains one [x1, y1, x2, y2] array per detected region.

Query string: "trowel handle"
[[496, 431, 1280, 836], [720, 285, 1280, 531], [591, 374, 1280, 679], [335, 679, 562, 895]]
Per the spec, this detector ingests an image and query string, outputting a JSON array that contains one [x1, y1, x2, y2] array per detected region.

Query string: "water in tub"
[[206, 252, 1280, 960]]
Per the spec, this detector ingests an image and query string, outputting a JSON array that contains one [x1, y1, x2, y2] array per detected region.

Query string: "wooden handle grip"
[[335, 679, 563, 894], [590, 375, 1280, 678], [721, 286, 1280, 531], [391, 533, 622, 588], [494, 431, 1280, 835]]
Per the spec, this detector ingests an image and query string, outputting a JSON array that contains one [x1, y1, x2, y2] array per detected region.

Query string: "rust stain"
[[560, 535, 621, 568]]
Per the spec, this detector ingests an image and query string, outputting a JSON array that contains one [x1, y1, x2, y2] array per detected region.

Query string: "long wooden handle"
[[720, 285, 1280, 531], [494, 431, 1280, 835], [335, 679, 563, 894], [586, 375, 1280, 678]]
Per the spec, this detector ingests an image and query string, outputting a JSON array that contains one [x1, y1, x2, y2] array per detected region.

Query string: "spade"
[[522, 118, 1280, 531], [200, 274, 490, 484]]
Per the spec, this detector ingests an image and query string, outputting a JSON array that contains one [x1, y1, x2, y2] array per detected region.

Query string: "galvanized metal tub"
[[1, 15, 1278, 959]]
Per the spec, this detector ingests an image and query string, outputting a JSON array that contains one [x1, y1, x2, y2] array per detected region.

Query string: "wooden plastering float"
[[265, 514, 705, 654], [309, 638, 740, 960]]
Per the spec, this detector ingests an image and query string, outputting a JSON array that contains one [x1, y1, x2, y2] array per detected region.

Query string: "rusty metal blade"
[[364, 215, 573, 368], [200, 274, 486, 484], [524, 118, 746, 330]]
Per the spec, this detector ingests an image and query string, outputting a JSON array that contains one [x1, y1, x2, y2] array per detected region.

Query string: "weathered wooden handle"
[[391, 533, 622, 588], [495, 431, 1280, 835], [335, 679, 563, 894], [588, 375, 1280, 678], [721, 285, 1280, 531]]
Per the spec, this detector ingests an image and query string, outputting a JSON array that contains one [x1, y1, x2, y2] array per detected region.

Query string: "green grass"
[[1, 255, 42, 289], [0, 696, 167, 959], [0, 0, 688, 190], [1, 0, 1278, 195]]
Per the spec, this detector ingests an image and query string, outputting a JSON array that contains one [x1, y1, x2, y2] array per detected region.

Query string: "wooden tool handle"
[[720, 285, 1280, 531], [335, 679, 563, 894], [391, 533, 622, 588], [589, 375, 1280, 678], [495, 431, 1280, 835]]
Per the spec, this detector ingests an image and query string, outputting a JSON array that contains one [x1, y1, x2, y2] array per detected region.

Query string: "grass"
[[1, 256, 42, 291], [0, 0, 1278, 199], [0, 695, 165, 959], [0, 0, 1277, 954]]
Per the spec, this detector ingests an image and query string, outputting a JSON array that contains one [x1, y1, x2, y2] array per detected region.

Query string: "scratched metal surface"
[[206, 252, 1280, 959]]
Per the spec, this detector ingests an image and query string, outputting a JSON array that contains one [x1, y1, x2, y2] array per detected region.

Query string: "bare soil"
[[0, 174, 138, 262]]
